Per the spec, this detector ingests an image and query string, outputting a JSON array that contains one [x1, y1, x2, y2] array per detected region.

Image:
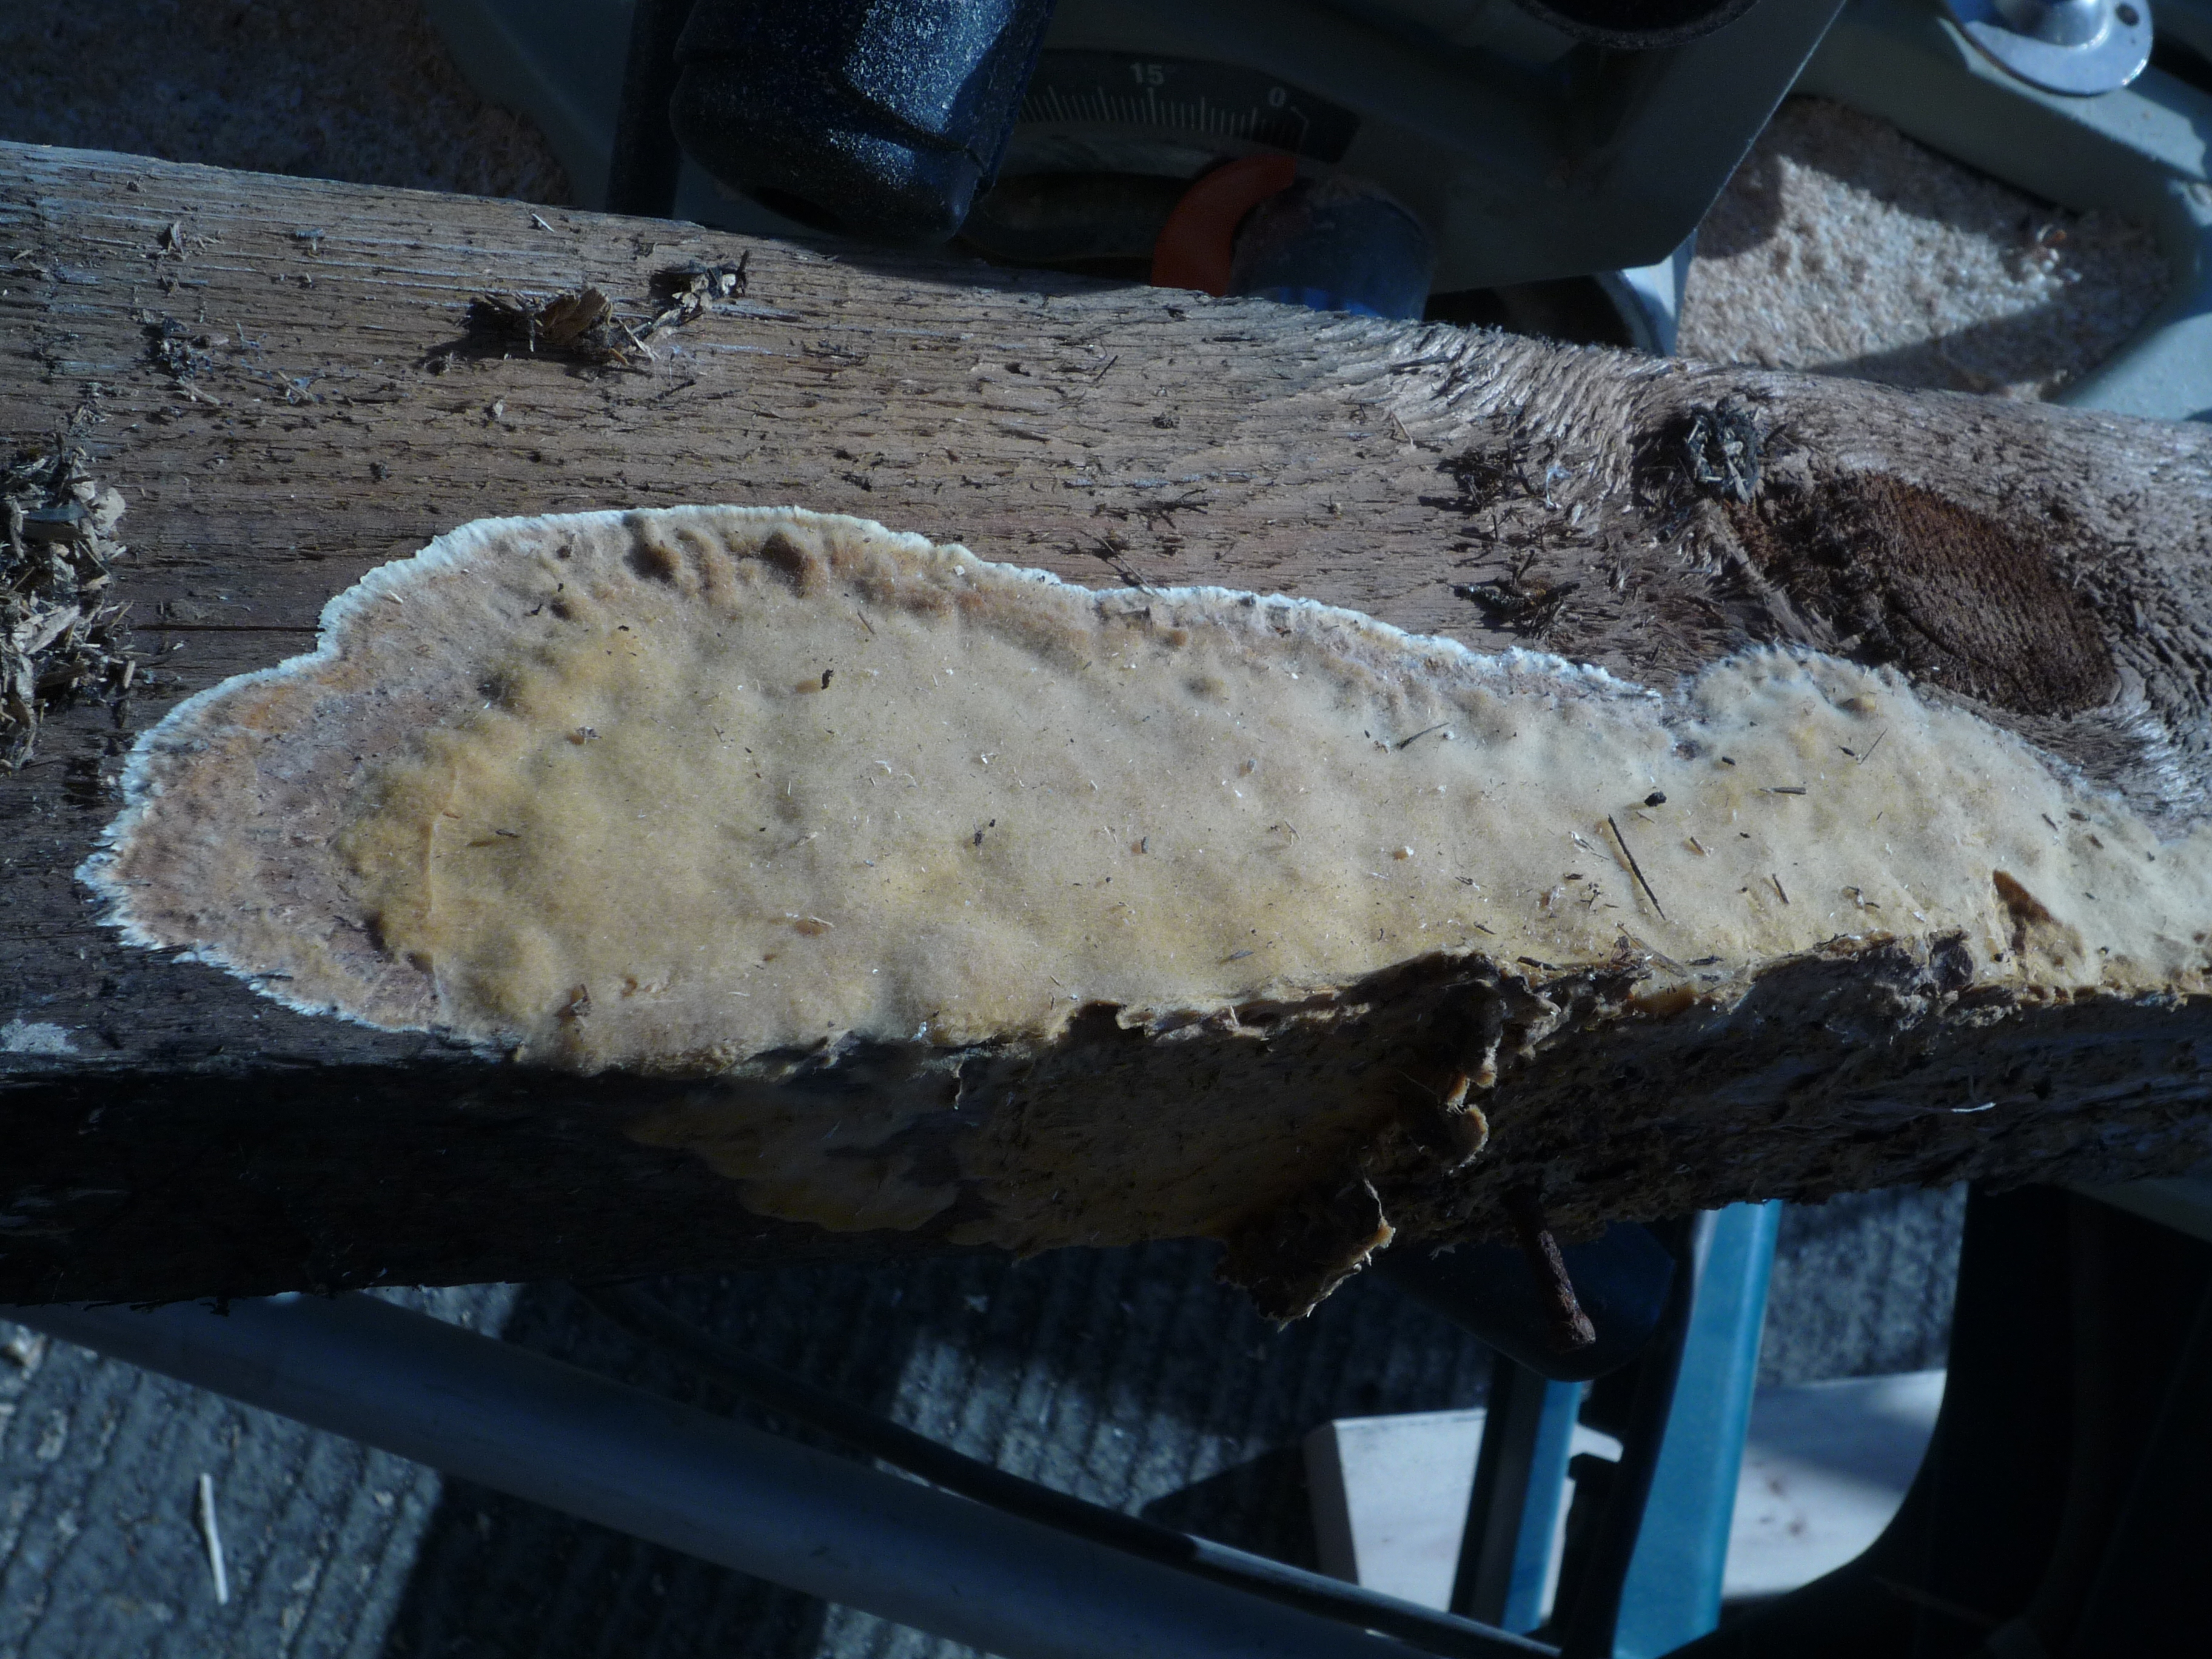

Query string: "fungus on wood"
[[82, 506, 2212, 1316], [6, 141, 2212, 1312]]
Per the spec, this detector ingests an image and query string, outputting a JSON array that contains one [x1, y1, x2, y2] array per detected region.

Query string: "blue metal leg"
[[1455, 1361, 1584, 1631], [1611, 1201, 1783, 1657], [1507, 1376, 1586, 1632]]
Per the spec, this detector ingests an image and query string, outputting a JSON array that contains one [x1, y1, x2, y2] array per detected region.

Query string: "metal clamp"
[[1939, 0, 2152, 96]]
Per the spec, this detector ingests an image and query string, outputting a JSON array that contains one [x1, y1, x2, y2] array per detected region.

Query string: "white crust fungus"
[[79, 507, 2212, 1265]]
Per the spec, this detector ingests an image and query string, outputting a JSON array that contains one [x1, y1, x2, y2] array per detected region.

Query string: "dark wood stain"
[[1730, 474, 2116, 717]]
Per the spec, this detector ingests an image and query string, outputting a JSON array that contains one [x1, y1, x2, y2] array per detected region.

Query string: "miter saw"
[[424, 0, 2212, 408]]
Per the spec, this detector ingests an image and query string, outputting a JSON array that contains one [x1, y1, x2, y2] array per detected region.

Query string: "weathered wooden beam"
[[4, 141, 2211, 1312]]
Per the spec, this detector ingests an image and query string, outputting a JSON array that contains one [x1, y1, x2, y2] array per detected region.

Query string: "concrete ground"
[[0, 2, 2123, 1654]]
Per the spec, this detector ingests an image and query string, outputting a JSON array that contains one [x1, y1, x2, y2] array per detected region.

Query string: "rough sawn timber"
[[4, 140, 2211, 1312]]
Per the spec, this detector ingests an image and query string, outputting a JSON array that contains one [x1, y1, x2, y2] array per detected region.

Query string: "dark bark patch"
[[1729, 475, 2116, 717]]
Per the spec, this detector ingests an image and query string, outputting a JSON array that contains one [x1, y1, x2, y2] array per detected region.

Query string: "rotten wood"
[[4, 141, 2212, 1309]]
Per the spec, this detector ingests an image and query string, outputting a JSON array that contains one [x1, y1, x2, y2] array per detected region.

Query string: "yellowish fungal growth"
[[87, 506, 2212, 1081], [82, 502, 2212, 1302]]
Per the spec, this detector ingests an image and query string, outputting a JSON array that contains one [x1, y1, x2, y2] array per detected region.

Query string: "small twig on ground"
[[195, 1473, 229, 1606]]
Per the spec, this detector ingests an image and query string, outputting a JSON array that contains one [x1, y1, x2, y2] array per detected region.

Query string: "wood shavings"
[[141, 310, 218, 381], [1452, 548, 1580, 638], [1, 443, 139, 771], [1681, 401, 1763, 504], [646, 256, 749, 329], [466, 285, 629, 364], [464, 256, 748, 370]]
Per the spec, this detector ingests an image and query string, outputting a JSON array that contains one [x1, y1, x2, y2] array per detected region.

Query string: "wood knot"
[[1729, 474, 2116, 717]]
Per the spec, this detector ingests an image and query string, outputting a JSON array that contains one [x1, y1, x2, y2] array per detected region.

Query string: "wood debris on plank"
[[466, 285, 632, 365], [1, 444, 141, 772], [1452, 548, 1580, 636], [465, 256, 749, 369], [1680, 400, 1765, 504], [645, 256, 749, 329]]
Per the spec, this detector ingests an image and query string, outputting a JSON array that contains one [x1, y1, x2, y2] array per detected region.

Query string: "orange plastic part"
[[1148, 153, 1299, 297]]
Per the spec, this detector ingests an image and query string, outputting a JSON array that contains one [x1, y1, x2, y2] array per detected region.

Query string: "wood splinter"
[[1505, 1188, 1598, 1354]]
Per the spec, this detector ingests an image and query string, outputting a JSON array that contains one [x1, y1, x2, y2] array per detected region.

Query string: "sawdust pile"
[[1681, 98, 2168, 399]]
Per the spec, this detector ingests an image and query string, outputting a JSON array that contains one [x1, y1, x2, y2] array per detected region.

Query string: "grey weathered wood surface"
[[4, 139, 2211, 1306]]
